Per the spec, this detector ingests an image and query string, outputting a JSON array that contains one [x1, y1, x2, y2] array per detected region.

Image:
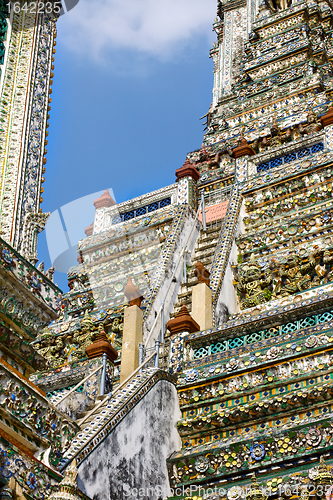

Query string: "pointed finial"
[[166, 305, 200, 335], [246, 473, 267, 500], [84, 222, 94, 236], [62, 459, 78, 487], [194, 261, 210, 286], [81, 309, 93, 332], [85, 326, 118, 362], [93, 189, 116, 209], [124, 277, 144, 307]]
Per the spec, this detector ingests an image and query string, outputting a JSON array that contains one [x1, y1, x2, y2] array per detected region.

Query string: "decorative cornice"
[[220, 0, 246, 12]]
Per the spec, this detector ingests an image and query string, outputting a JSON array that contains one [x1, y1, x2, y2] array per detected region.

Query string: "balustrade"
[[192, 309, 333, 359]]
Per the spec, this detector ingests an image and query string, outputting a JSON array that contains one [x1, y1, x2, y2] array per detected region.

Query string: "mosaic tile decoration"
[[177, 178, 189, 204], [168, 416, 333, 483], [0, 10, 56, 260], [0, 9, 36, 243], [191, 307, 333, 360], [222, 10, 233, 96], [15, 15, 56, 259], [204, 92, 329, 149], [325, 124, 333, 149], [186, 322, 333, 376], [236, 156, 248, 183], [179, 351, 333, 408], [93, 184, 177, 235], [186, 286, 333, 344]]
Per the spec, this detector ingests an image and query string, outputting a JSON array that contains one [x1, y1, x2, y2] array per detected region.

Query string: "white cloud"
[[58, 0, 217, 61]]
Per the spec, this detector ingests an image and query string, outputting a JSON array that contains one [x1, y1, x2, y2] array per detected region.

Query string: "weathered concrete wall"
[[77, 379, 181, 500]]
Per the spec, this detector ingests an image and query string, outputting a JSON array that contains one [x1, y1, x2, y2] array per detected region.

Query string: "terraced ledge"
[[60, 368, 175, 470]]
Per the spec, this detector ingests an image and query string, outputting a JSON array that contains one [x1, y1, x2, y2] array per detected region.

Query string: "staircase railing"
[[144, 196, 205, 350], [78, 351, 157, 427], [53, 364, 103, 407]]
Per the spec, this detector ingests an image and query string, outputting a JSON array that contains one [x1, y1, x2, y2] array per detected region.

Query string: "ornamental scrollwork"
[[233, 248, 333, 309], [169, 425, 333, 487], [0, 371, 77, 470], [33, 307, 123, 369]]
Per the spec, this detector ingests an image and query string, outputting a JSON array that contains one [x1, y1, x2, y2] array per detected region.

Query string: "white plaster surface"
[[77, 379, 181, 500], [144, 207, 200, 348], [216, 243, 239, 322], [215, 201, 245, 323]]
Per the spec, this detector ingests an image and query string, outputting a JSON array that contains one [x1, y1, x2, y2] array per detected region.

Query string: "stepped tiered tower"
[[6, 0, 333, 498], [165, 0, 333, 496], [0, 0, 55, 261], [0, 2, 88, 499]]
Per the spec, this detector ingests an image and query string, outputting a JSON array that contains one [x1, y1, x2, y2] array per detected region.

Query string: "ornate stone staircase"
[[60, 367, 174, 471], [170, 221, 223, 318]]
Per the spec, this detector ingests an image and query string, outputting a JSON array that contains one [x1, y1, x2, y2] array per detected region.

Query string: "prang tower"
[[8, 0, 333, 498], [0, 0, 56, 262], [0, 3, 83, 500]]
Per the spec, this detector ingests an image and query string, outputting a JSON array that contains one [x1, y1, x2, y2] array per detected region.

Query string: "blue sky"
[[38, 0, 217, 291]]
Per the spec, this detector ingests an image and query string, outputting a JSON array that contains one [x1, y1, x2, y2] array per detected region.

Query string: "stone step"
[[191, 256, 215, 269], [195, 253, 216, 262], [197, 232, 219, 241], [197, 238, 219, 248], [173, 297, 192, 309], [192, 247, 216, 267], [78, 394, 110, 420], [195, 241, 219, 254], [178, 286, 195, 296], [196, 235, 219, 248], [181, 274, 197, 283], [79, 408, 94, 418], [177, 290, 192, 299], [169, 222, 222, 319], [203, 223, 223, 233], [196, 233, 221, 245]]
